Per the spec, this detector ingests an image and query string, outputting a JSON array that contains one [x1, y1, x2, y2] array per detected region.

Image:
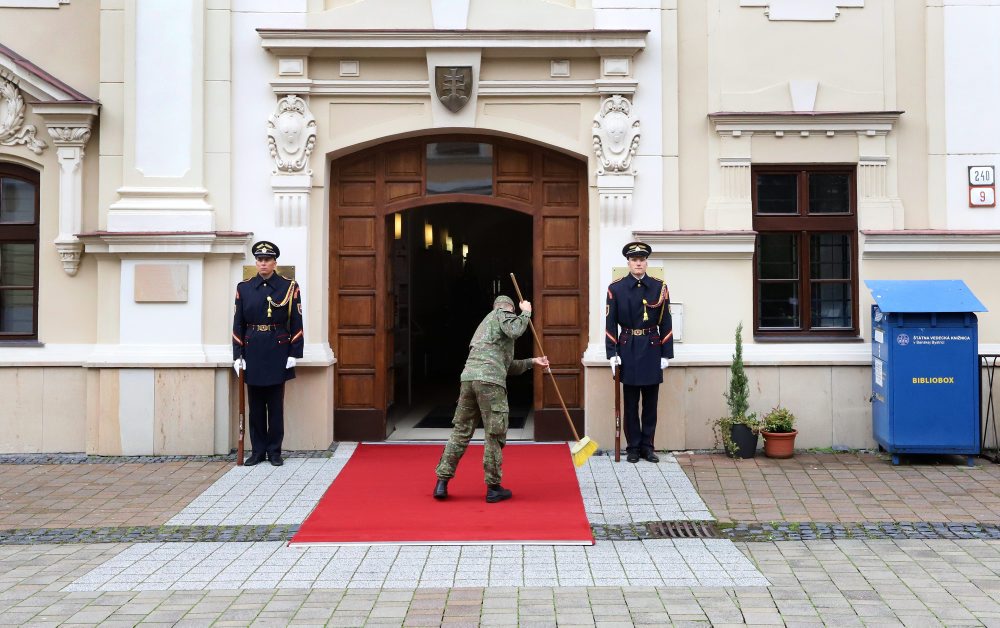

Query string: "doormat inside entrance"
[[413, 405, 528, 430], [290, 443, 593, 545]]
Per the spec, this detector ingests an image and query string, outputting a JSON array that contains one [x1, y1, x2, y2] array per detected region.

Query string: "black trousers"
[[622, 383, 658, 454], [247, 383, 285, 456]]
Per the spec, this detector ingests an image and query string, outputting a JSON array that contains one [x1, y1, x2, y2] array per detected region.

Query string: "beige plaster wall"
[[229, 366, 335, 451], [714, 0, 889, 112], [1, 2, 100, 97], [659, 257, 753, 344], [584, 364, 875, 453], [154, 369, 216, 455]]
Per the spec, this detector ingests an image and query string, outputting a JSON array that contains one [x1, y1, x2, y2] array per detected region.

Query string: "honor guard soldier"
[[605, 241, 674, 463], [232, 240, 304, 466]]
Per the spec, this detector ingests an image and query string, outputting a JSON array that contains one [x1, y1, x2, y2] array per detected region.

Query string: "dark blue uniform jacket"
[[605, 274, 674, 386], [232, 273, 304, 386]]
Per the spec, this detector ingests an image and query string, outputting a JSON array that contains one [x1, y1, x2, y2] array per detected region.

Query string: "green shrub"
[[762, 406, 796, 433]]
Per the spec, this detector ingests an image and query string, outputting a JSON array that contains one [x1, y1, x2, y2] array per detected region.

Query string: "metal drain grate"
[[645, 521, 720, 539]]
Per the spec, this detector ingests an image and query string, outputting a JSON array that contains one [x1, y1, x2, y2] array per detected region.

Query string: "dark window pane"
[[0, 243, 34, 287], [759, 282, 799, 328], [426, 142, 493, 195], [810, 234, 850, 279], [756, 174, 798, 214], [811, 282, 853, 328], [0, 288, 33, 333], [1, 178, 35, 223], [758, 233, 798, 280], [808, 173, 851, 214]]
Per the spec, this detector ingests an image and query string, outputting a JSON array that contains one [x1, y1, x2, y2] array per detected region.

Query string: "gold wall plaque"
[[243, 265, 296, 281], [611, 266, 663, 281]]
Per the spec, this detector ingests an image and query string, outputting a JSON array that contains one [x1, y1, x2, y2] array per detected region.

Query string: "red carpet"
[[290, 443, 594, 545]]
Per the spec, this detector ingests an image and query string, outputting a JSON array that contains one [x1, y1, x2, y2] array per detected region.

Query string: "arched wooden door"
[[330, 136, 588, 441]]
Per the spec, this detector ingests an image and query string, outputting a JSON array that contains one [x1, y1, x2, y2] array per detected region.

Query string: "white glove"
[[609, 356, 621, 374], [661, 358, 669, 369], [233, 358, 245, 376], [286, 356, 297, 369]]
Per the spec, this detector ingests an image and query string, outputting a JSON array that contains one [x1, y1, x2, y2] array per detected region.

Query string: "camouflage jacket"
[[460, 307, 534, 388]]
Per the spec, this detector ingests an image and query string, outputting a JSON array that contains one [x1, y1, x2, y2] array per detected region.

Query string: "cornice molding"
[[863, 230, 1000, 258], [257, 28, 648, 56], [633, 230, 757, 259], [78, 231, 253, 256], [709, 111, 902, 137], [0, 43, 96, 104]]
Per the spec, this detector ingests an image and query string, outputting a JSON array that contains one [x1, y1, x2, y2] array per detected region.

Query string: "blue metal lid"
[[865, 280, 987, 313]]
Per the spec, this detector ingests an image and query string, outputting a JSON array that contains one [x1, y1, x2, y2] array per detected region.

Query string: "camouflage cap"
[[493, 295, 515, 310]]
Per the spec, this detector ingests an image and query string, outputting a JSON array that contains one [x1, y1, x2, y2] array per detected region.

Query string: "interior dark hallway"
[[387, 203, 534, 438]]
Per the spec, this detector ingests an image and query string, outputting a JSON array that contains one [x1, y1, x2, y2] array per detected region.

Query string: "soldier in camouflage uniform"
[[434, 295, 549, 503]]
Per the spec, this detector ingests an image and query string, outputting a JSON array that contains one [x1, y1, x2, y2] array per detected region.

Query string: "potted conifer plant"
[[712, 323, 762, 458], [761, 406, 798, 458]]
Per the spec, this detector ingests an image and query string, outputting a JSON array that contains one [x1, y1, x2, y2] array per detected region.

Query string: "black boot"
[[433, 479, 449, 500], [269, 452, 283, 466], [486, 484, 512, 503], [642, 450, 660, 463], [244, 451, 266, 466]]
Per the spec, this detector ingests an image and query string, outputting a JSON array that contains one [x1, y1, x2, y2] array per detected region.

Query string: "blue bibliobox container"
[[867, 280, 987, 466]]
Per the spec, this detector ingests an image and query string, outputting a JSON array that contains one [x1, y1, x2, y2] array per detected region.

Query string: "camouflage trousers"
[[435, 380, 509, 485]]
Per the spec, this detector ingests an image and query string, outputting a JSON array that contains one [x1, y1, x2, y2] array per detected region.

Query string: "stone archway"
[[329, 135, 588, 441]]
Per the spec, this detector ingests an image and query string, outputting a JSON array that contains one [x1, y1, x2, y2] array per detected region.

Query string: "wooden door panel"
[[386, 182, 421, 203], [543, 182, 579, 206], [497, 146, 532, 176], [338, 335, 375, 368], [496, 181, 532, 204], [542, 257, 579, 289], [385, 145, 422, 177], [539, 334, 581, 368], [339, 218, 375, 249], [540, 295, 579, 328], [339, 295, 375, 328], [542, 154, 578, 178], [340, 182, 376, 206], [339, 373, 375, 406], [543, 373, 579, 408], [340, 155, 376, 177], [542, 217, 579, 249], [340, 257, 376, 289]]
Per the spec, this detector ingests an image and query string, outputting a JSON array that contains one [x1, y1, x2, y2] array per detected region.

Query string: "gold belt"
[[624, 327, 656, 336], [250, 324, 280, 332]]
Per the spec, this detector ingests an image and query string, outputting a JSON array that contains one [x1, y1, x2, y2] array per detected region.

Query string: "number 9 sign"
[[970, 186, 996, 207]]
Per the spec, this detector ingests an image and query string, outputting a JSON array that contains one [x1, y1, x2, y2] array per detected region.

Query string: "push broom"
[[510, 273, 598, 467]]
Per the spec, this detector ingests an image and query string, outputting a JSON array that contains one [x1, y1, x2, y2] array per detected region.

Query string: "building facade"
[[1, 0, 997, 455]]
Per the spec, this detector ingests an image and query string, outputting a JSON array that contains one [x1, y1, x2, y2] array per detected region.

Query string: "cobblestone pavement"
[[3, 448, 1000, 625], [676, 450, 1000, 523]]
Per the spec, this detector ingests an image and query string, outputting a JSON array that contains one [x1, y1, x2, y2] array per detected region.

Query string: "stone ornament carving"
[[48, 126, 91, 145], [0, 77, 46, 154], [267, 95, 317, 175], [593, 95, 640, 175]]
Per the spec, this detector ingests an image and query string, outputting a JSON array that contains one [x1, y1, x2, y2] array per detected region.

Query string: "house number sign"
[[969, 166, 996, 207]]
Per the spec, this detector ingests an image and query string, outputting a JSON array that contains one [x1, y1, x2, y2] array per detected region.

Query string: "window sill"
[[754, 335, 864, 343], [0, 340, 44, 348]]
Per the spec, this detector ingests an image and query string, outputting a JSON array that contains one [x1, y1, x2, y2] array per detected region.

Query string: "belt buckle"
[[632, 328, 643, 336], [257, 324, 270, 332]]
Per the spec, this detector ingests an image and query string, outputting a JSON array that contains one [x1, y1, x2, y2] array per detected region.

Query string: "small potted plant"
[[761, 406, 797, 458], [711, 323, 762, 458]]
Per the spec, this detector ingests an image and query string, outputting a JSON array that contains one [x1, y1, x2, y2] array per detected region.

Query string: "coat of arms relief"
[[435, 66, 473, 113]]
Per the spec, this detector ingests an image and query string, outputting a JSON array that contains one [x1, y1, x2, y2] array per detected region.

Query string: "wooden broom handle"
[[509, 273, 581, 442]]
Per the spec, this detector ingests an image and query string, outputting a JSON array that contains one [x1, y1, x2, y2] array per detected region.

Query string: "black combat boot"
[[486, 484, 512, 503], [642, 450, 660, 463], [269, 452, 284, 466], [433, 479, 449, 500], [244, 451, 266, 466]]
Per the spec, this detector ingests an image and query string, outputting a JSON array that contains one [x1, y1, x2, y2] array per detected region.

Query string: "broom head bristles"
[[571, 436, 598, 467]]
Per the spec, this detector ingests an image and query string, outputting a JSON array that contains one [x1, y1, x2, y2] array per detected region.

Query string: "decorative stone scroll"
[[0, 76, 46, 154], [594, 95, 640, 226], [267, 94, 316, 175], [593, 94, 640, 175], [267, 95, 316, 228]]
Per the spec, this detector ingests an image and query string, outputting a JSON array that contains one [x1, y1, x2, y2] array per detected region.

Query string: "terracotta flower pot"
[[762, 429, 798, 459]]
